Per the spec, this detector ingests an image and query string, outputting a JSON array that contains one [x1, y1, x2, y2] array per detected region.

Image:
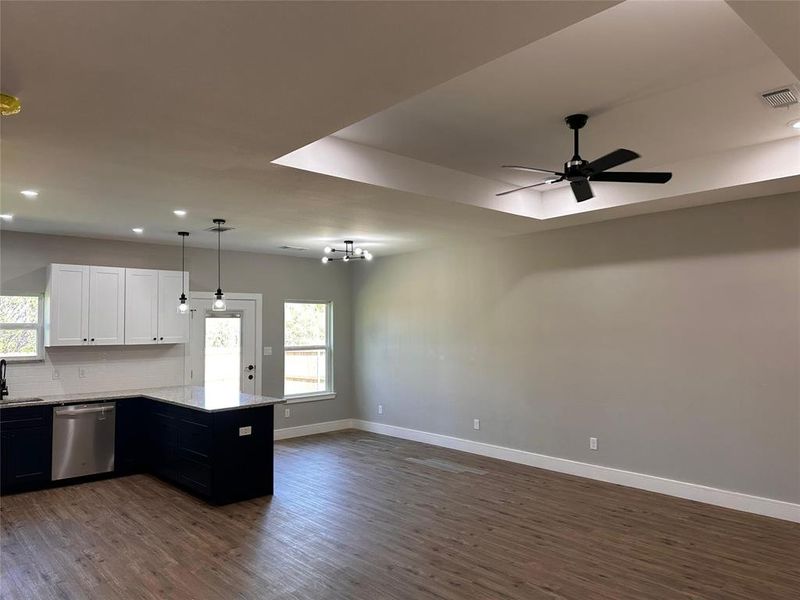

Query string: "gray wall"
[[352, 193, 800, 503], [0, 231, 353, 429]]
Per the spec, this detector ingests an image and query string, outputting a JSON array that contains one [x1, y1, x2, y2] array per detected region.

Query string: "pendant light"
[[177, 231, 190, 314], [211, 219, 227, 311], [321, 240, 373, 264]]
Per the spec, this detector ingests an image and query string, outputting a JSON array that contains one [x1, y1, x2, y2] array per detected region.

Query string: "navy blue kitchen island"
[[0, 386, 285, 505]]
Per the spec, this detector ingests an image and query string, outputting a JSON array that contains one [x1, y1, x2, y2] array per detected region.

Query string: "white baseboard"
[[352, 420, 800, 523], [274, 418, 354, 440], [273, 417, 799, 522]]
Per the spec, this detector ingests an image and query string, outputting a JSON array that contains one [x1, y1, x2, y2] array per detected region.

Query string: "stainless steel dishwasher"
[[52, 402, 116, 480]]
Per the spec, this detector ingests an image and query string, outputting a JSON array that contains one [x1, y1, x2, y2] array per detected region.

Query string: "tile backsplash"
[[5, 344, 186, 399]]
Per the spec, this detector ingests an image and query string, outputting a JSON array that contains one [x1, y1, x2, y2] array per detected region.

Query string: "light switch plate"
[[284, 408, 291, 418], [239, 426, 252, 436]]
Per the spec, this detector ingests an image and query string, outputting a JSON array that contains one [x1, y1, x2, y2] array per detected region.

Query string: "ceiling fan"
[[498, 114, 672, 202]]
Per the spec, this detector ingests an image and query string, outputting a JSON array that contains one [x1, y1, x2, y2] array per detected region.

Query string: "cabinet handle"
[[248, 374, 254, 380], [159, 337, 164, 341], [83, 338, 88, 342], [153, 337, 157, 341], [90, 338, 95, 342]]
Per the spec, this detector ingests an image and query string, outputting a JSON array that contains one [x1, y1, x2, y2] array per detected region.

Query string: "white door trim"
[[186, 292, 263, 394]]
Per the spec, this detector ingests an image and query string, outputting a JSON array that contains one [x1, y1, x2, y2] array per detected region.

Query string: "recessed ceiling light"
[[132, 227, 144, 234], [20, 190, 38, 198], [789, 118, 800, 130], [173, 209, 187, 217], [0, 214, 13, 221]]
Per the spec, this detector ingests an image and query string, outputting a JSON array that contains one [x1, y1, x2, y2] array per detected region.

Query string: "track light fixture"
[[321, 240, 373, 264]]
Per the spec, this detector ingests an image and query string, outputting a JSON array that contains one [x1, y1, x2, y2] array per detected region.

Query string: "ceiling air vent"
[[760, 85, 799, 108], [278, 245, 307, 251]]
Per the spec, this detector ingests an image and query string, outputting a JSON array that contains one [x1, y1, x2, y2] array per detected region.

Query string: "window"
[[0, 295, 44, 361], [284, 301, 332, 398]]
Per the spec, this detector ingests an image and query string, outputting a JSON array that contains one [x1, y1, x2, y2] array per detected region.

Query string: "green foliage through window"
[[0, 296, 41, 359]]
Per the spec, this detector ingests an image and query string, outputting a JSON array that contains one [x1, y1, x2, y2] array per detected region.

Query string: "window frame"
[[283, 300, 334, 402], [0, 293, 45, 362]]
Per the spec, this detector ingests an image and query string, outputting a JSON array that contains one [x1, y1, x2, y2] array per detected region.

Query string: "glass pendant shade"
[[213, 290, 226, 312]]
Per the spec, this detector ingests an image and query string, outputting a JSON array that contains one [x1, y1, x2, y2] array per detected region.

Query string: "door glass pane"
[[204, 316, 241, 395], [284, 349, 327, 396]]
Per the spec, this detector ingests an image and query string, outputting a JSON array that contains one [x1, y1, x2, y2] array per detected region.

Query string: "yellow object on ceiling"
[[1, 94, 22, 116]]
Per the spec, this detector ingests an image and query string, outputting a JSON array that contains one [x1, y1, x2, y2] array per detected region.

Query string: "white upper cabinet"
[[124, 269, 159, 344], [124, 269, 187, 344], [157, 270, 189, 344], [45, 264, 90, 346], [46, 264, 189, 347], [88, 266, 126, 345]]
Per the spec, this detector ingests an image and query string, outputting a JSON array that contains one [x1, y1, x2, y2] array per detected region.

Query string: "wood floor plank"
[[1, 430, 798, 599]]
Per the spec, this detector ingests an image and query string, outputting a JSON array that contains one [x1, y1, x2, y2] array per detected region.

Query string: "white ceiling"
[[276, 0, 800, 224], [0, 0, 617, 256], [1, 0, 798, 258], [335, 0, 791, 180]]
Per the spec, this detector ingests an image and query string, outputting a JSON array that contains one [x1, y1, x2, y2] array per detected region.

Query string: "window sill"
[[284, 392, 337, 404], [0, 357, 44, 364]]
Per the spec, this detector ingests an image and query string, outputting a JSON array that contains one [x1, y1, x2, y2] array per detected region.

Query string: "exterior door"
[[188, 297, 258, 396]]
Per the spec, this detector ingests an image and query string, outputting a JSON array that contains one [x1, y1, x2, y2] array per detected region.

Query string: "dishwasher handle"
[[54, 404, 115, 417]]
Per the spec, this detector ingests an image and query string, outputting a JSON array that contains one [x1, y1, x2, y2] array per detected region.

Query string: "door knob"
[[248, 374, 254, 380], [246, 365, 254, 371]]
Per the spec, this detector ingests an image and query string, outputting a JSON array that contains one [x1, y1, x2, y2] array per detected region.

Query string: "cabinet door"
[[88, 266, 125, 345], [45, 264, 90, 346], [149, 404, 179, 483], [124, 269, 159, 344], [115, 399, 146, 474], [157, 270, 189, 344], [1, 428, 52, 491]]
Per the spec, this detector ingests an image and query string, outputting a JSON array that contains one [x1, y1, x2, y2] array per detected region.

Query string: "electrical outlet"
[[284, 407, 291, 418], [79, 368, 87, 379], [263, 346, 272, 356], [473, 419, 480, 430], [377, 404, 383, 415], [52, 369, 60, 380], [589, 437, 598, 451]]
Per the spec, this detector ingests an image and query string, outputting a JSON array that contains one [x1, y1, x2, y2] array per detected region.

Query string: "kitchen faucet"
[[0, 358, 8, 399]]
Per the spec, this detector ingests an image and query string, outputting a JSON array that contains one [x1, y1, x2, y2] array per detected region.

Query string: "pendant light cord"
[[182, 234, 185, 294], [217, 224, 221, 291]]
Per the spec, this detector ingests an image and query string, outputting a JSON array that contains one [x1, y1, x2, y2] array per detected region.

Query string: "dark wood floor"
[[1, 430, 798, 599]]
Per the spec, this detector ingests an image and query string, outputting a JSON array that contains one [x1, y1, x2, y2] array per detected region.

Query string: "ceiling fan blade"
[[570, 179, 594, 202], [586, 149, 640, 174], [590, 171, 672, 184], [502, 165, 564, 175], [496, 179, 560, 197]]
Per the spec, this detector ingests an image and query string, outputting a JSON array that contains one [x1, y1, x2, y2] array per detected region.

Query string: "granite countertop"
[[0, 385, 286, 413]]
